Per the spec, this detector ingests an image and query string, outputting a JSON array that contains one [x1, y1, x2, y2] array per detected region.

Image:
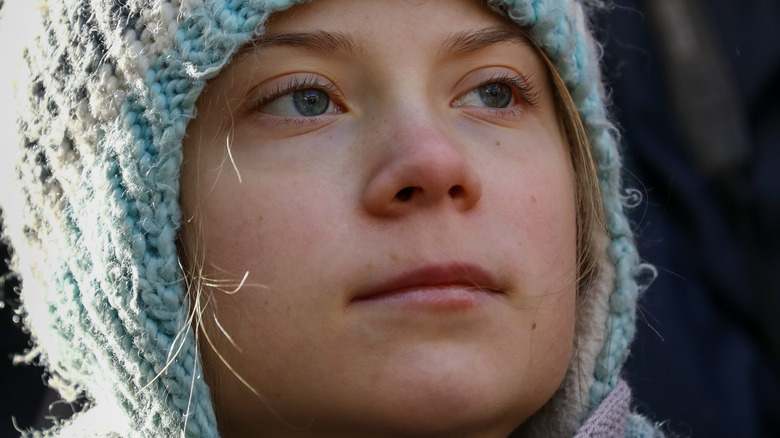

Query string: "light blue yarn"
[[0, 0, 647, 436]]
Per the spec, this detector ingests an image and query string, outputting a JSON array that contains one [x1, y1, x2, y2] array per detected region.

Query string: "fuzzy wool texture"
[[573, 379, 630, 438], [0, 0, 655, 437]]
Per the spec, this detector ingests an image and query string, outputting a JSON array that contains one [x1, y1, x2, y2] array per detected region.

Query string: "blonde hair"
[[541, 47, 607, 299]]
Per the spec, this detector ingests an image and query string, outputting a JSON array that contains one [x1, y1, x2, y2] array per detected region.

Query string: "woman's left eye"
[[456, 82, 515, 109], [452, 73, 539, 112], [259, 85, 341, 117]]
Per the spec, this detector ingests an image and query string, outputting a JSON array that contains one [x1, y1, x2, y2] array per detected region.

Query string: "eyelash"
[[249, 72, 540, 123], [465, 72, 540, 112], [251, 75, 342, 123]]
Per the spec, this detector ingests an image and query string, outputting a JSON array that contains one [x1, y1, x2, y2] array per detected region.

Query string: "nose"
[[361, 114, 483, 217]]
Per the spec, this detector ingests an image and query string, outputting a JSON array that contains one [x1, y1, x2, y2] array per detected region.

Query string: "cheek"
[[479, 131, 577, 353], [183, 170, 341, 380], [487, 142, 577, 284], [184, 159, 361, 367], [191, 167, 334, 283], [522, 175, 576, 273]]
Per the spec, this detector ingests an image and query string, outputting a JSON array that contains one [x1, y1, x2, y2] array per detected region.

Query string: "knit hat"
[[0, 0, 651, 436]]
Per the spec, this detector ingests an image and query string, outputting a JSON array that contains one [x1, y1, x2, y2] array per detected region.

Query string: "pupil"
[[293, 89, 329, 116], [478, 83, 512, 108]]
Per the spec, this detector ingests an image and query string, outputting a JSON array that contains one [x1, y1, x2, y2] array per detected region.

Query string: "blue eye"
[[291, 89, 331, 116], [455, 82, 516, 109], [452, 72, 540, 112], [260, 84, 339, 117], [477, 83, 512, 108]]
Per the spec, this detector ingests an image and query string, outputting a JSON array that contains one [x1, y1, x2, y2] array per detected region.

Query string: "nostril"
[[395, 187, 416, 202], [448, 185, 463, 198]]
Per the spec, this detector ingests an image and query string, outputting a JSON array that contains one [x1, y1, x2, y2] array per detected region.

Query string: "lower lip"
[[352, 286, 492, 311]]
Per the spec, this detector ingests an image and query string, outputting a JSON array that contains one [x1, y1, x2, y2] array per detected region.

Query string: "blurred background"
[[598, 0, 780, 436], [2, 0, 780, 436]]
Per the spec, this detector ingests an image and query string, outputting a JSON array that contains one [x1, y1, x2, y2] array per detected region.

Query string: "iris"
[[292, 89, 330, 116], [478, 83, 512, 108]]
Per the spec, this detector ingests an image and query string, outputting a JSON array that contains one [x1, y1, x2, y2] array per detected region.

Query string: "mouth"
[[351, 263, 505, 310]]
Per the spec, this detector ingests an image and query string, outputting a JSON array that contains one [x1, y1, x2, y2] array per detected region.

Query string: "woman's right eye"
[[260, 87, 341, 117]]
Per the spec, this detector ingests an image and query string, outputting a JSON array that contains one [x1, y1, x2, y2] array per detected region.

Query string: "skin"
[[180, 0, 577, 436]]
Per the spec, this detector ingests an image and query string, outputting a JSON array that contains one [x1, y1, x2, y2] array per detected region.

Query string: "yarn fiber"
[[0, 1, 647, 437]]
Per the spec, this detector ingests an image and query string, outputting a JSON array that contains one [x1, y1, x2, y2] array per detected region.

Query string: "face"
[[180, 0, 577, 436]]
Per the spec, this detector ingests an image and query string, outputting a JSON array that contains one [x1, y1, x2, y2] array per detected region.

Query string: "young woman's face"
[[181, 0, 577, 436]]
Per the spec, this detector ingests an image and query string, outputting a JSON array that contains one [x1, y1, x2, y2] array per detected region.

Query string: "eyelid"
[[481, 72, 539, 107], [452, 68, 540, 109], [247, 73, 344, 114]]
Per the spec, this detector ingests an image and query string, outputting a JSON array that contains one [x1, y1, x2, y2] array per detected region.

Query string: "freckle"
[[530, 195, 537, 203], [532, 322, 537, 330], [257, 214, 263, 223], [495, 140, 501, 146], [390, 254, 398, 261]]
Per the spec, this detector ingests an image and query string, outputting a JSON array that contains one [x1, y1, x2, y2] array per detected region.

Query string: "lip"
[[351, 263, 505, 309]]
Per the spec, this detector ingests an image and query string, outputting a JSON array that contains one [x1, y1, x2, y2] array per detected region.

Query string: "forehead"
[[268, 0, 503, 27], [259, 0, 527, 51]]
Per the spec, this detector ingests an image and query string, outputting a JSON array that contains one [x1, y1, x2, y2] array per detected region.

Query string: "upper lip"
[[352, 262, 505, 302]]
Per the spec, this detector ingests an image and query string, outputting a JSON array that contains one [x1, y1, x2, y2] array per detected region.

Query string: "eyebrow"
[[438, 26, 533, 55], [239, 30, 365, 57], [237, 25, 532, 59]]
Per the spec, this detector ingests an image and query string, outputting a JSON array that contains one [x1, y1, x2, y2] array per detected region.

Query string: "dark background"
[[600, 0, 780, 436]]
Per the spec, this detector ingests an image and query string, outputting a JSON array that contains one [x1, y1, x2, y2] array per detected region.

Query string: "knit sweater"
[[573, 380, 664, 438]]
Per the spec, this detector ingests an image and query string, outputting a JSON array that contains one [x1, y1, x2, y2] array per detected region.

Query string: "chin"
[[346, 354, 538, 438], [353, 397, 524, 438]]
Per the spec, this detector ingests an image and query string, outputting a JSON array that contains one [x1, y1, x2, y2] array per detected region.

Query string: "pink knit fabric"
[[574, 379, 631, 438]]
